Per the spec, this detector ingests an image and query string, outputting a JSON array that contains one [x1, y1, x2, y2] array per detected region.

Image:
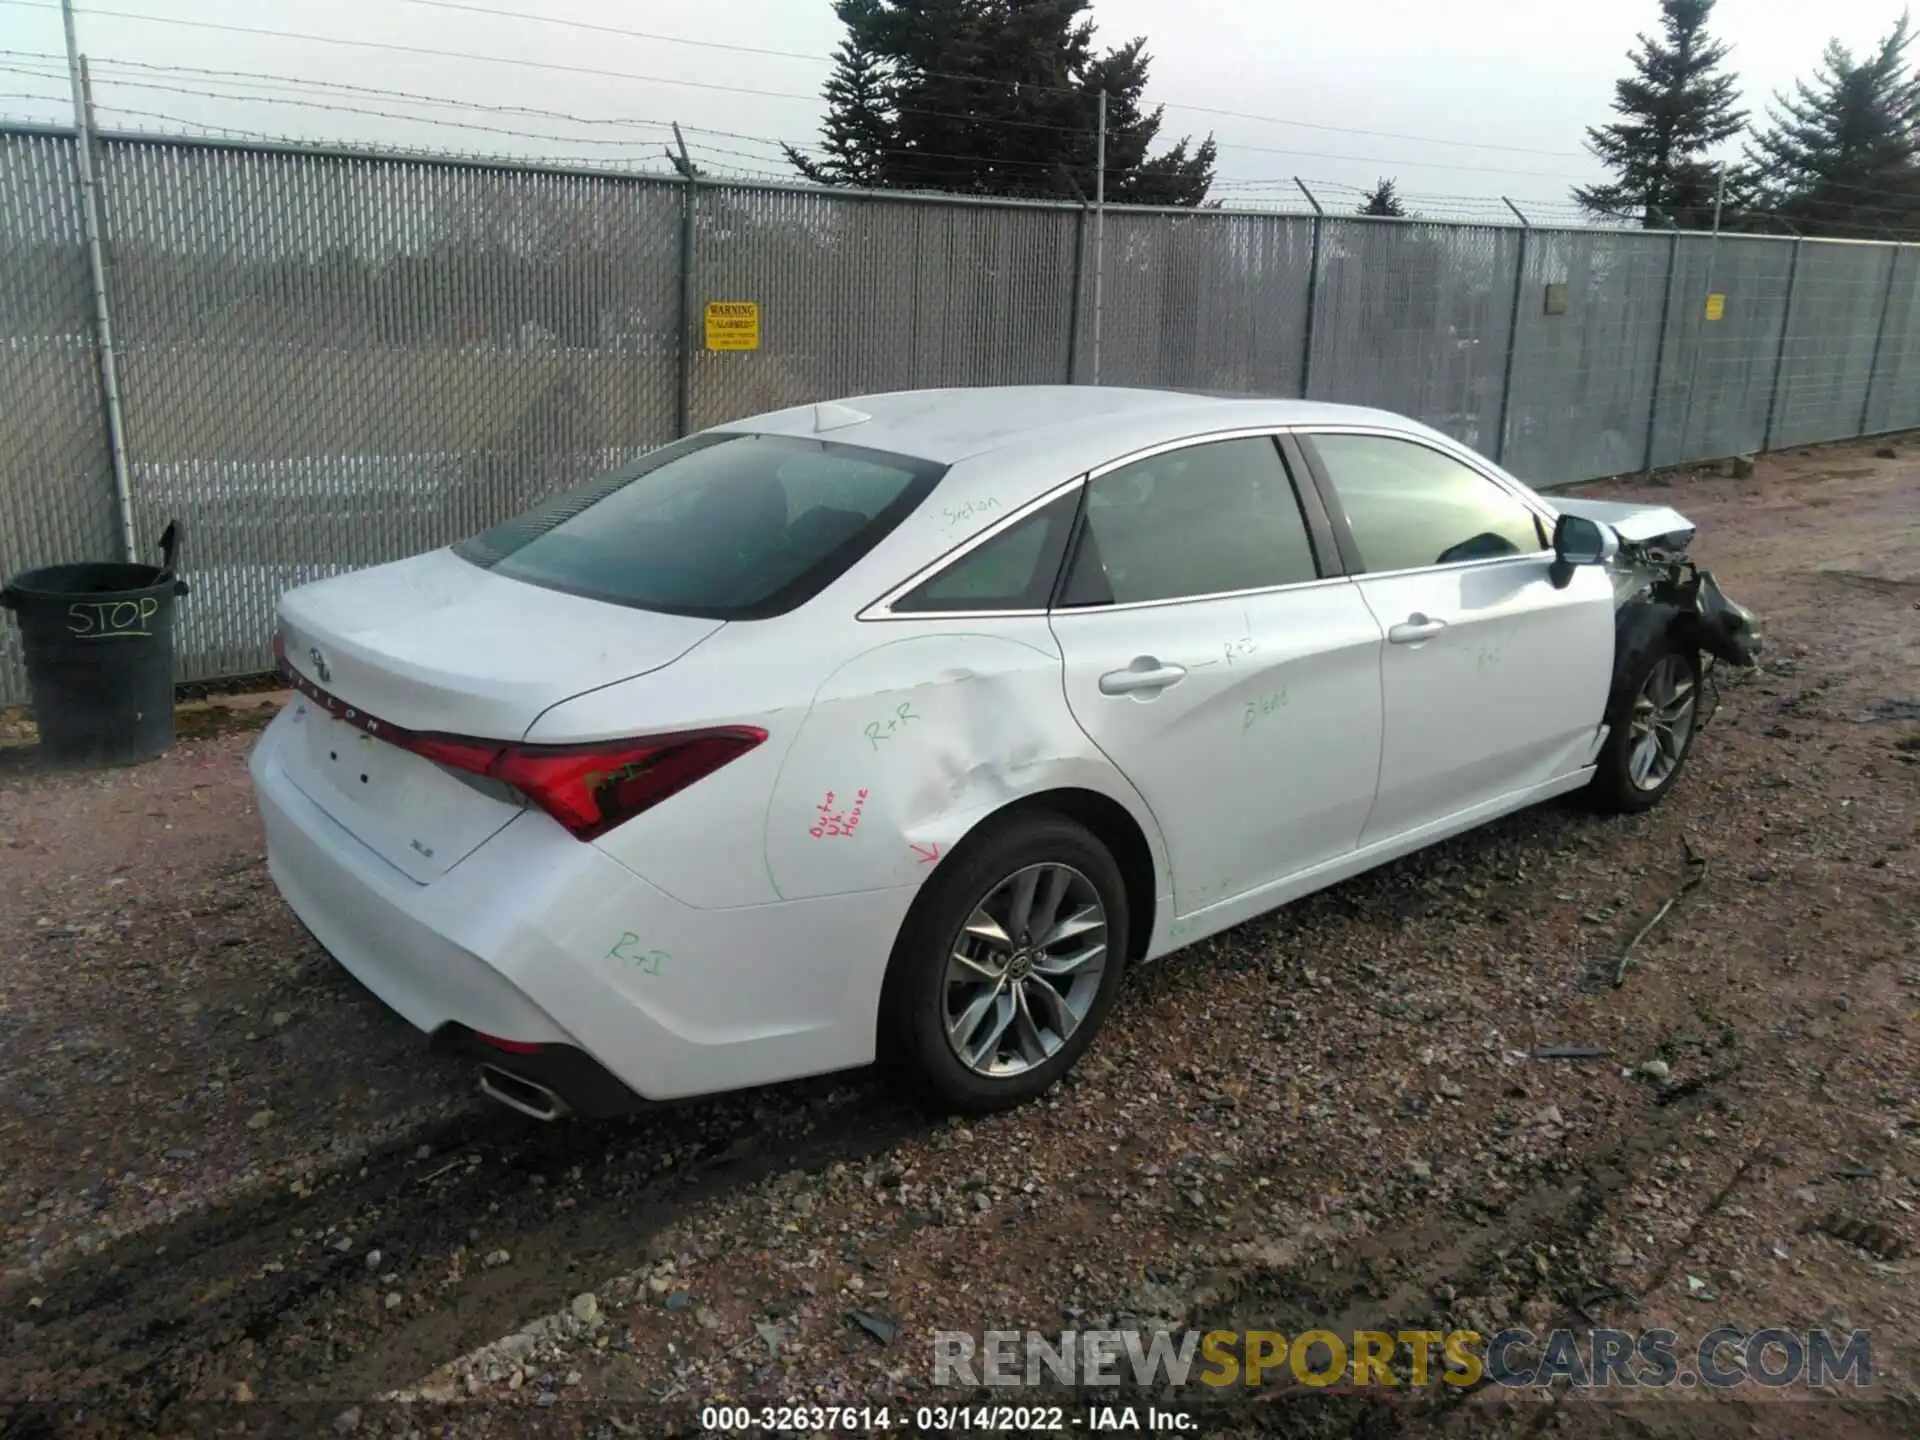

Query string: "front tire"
[[1588, 636, 1702, 814], [880, 812, 1128, 1113]]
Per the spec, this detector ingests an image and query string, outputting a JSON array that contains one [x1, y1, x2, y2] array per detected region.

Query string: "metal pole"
[[673, 122, 695, 437], [62, 6, 137, 562], [1858, 244, 1902, 436], [1760, 236, 1802, 454], [1674, 165, 1725, 464], [1091, 90, 1106, 386], [1642, 227, 1682, 472], [1065, 203, 1087, 383], [1294, 178, 1323, 399], [1494, 204, 1529, 465]]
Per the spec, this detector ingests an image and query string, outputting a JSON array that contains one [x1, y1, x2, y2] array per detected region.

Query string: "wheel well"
[[991, 788, 1157, 963], [1610, 598, 1684, 706], [873, 786, 1161, 1065]]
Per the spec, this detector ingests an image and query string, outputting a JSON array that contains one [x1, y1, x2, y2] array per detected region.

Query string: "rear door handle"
[[1099, 658, 1188, 696], [1387, 614, 1448, 645]]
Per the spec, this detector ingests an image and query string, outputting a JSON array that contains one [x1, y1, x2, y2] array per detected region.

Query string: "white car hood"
[[1549, 496, 1697, 549]]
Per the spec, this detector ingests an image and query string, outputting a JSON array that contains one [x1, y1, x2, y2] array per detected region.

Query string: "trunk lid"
[[273, 548, 723, 883]]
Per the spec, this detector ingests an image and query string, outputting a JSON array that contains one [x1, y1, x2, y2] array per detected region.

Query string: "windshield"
[[453, 433, 947, 619]]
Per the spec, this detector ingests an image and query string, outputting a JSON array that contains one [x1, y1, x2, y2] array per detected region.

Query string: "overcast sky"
[[0, 0, 1910, 216]]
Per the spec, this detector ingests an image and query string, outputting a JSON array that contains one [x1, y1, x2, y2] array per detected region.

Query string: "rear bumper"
[[249, 708, 917, 1106]]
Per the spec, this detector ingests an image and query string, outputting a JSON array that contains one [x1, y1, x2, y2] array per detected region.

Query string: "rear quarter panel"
[[753, 617, 1163, 904], [524, 613, 1171, 927]]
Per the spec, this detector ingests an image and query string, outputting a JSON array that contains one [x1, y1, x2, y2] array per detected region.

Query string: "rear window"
[[454, 433, 947, 619]]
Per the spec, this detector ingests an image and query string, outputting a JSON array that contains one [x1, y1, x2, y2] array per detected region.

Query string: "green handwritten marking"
[[606, 932, 667, 976], [864, 701, 921, 749], [1242, 687, 1289, 733]]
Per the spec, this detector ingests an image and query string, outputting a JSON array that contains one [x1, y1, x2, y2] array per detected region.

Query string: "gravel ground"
[[1, 438, 1915, 1438]]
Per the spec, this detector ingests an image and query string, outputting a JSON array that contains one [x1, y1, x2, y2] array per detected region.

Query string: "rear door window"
[[1058, 436, 1322, 607], [456, 434, 947, 619]]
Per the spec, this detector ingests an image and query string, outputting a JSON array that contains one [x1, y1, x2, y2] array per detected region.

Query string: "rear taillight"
[[397, 726, 766, 842], [270, 646, 761, 839]]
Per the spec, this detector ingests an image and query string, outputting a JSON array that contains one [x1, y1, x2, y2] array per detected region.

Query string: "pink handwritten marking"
[[808, 787, 872, 840], [911, 841, 941, 865]]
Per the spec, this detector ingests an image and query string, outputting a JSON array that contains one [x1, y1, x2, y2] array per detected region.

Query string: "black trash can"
[[2, 521, 189, 767]]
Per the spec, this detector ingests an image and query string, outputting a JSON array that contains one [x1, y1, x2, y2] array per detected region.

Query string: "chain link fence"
[[0, 131, 120, 698], [5, 124, 1920, 703]]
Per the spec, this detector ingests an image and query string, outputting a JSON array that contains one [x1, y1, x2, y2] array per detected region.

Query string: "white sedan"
[[251, 387, 1760, 1118]]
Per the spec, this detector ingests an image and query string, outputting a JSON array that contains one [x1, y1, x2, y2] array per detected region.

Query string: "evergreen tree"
[[1358, 177, 1408, 216], [792, 0, 1215, 205], [1744, 14, 1920, 236], [1573, 0, 1746, 228], [785, 37, 895, 186]]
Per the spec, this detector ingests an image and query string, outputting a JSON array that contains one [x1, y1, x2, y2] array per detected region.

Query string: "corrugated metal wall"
[[5, 126, 1920, 703]]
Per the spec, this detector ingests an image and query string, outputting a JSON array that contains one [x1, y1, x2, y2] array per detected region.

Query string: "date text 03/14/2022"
[[698, 1403, 1198, 1432]]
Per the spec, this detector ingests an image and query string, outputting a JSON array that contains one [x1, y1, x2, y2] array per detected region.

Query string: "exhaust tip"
[[478, 1063, 569, 1122]]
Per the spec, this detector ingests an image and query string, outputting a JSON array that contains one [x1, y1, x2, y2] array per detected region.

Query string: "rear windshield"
[[453, 433, 947, 619]]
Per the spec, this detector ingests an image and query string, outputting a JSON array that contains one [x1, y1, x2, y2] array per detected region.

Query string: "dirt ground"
[[1, 438, 1915, 1438]]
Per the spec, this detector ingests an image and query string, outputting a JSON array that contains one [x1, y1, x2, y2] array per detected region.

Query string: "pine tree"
[[1744, 15, 1920, 237], [1573, 0, 1746, 228], [792, 0, 1215, 205], [784, 37, 895, 186], [1358, 177, 1408, 216]]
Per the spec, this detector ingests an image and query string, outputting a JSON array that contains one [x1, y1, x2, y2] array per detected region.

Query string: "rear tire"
[[879, 812, 1128, 1114], [1588, 636, 1702, 814]]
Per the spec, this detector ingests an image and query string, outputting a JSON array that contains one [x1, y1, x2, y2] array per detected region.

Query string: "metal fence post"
[[1641, 228, 1683, 473], [1759, 237, 1803, 454], [676, 175, 696, 437], [671, 122, 697, 437], [1293, 178, 1323, 398], [1066, 204, 1087, 383], [1091, 90, 1107, 386], [62, 19, 137, 560], [1494, 209, 1530, 465], [1858, 244, 1902, 436]]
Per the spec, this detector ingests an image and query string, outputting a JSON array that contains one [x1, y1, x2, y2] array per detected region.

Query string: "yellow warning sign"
[[1704, 293, 1726, 322], [705, 300, 760, 351]]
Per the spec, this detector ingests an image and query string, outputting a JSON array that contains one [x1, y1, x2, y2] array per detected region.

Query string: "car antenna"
[[812, 402, 871, 433]]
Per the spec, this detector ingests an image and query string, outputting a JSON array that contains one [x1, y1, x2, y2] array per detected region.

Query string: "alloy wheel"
[[1627, 652, 1697, 791], [942, 862, 1109, 1079]]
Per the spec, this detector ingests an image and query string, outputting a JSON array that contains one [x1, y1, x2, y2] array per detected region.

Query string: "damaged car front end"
[[1548, 494, 1764, 810], [1553, 496, 1765, 669]]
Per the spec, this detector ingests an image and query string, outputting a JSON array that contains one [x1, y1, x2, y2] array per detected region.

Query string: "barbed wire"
[[0, 52, 1592, 188], [375, 0, 1597, 159], [4, 24, 1917, 233], [4, 0, 1603, 160], [0, 4, 1102, 140]]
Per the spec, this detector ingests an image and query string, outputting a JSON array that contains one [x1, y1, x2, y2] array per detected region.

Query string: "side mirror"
[[1549, 513, 1616, 588]]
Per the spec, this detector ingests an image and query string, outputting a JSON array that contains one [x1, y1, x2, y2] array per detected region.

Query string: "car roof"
[[711, 385, 1443, 470]]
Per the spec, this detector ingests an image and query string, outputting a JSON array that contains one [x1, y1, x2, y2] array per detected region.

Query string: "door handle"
[[1387, 613, 1448, 645], [1099, 658, 1188, 695]]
